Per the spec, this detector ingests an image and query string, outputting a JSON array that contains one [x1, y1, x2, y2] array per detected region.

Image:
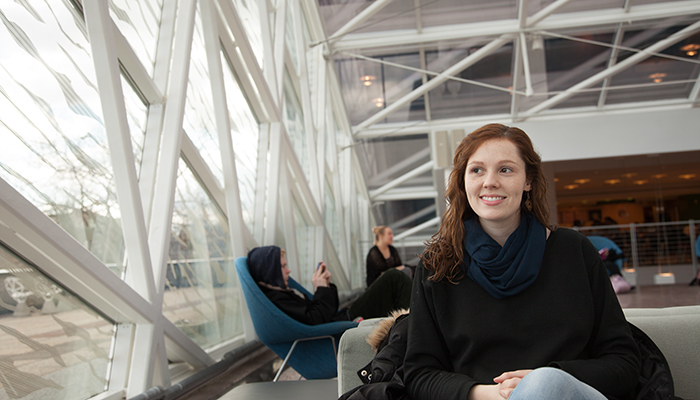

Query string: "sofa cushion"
[[624, 305, 700, 399]]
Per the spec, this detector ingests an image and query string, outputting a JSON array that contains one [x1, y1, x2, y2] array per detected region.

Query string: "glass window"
[[110, 0, 162, 77], [231, 0, 264, 68], [0, 1, 128, 276], [335, 52, 425, 125], [163, 159, 243, 349], [426, 42, 512, 119], [222, 50, 259, 235], [183, 5, 224, 188], [292, 198, 314, 289], [0, 242, 115, 400], [285, 6, 299, 75], [283, 73, 310, 181], [324, 179, 340, 253]]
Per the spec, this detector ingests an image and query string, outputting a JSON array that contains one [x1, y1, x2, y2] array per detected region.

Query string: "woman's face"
[[381, 228, 394, 245], [464, 139, 531, 232], [280, 254, 291, 287]]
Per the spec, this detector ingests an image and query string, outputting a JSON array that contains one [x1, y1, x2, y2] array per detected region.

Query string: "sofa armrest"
[[337, 324, 378, 397], [624, 305, 700, 399]]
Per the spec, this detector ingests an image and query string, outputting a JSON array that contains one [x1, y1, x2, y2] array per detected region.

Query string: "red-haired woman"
[[404, 124, 640, 400]]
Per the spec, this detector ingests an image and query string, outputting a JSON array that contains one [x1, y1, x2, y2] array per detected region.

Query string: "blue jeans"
[[509, 367, 607, 400]]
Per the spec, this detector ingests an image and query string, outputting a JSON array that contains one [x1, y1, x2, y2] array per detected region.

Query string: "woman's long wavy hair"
[[420, 123, 554, 283]]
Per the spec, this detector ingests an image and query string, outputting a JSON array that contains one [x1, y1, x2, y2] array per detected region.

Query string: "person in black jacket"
[[366, 226, 408, 286], [248, 245, 412, 323], [404, 124, 640, 400]]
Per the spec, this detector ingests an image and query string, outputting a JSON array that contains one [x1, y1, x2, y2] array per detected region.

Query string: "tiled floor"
[[617, 283, 700, 308], [184, 283, 700, 400]]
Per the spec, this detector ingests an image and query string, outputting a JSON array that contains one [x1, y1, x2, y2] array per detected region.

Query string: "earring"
[[525, 191, 532, 211]]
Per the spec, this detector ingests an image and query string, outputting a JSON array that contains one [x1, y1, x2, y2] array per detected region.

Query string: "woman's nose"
[[483, 171, 500, 187]]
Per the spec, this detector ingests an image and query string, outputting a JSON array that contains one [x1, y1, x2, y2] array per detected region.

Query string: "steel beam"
[[393, 216, 441, 241], [354, 34, 513, 132], [523, 20, 700, 116], [370, 161, 434, 199], [391, 204, 437, 230], [217, 0, 281, 122], [201, 0, 248, 259], [327, 0, 395, 46], [84, 0, 156, 303], [373, 186, 437, 201], [333, 1, 700, 51]]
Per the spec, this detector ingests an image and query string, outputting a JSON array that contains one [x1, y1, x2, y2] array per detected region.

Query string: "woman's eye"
[[500, 167, 513, 173], [470, 167, 482, 174]]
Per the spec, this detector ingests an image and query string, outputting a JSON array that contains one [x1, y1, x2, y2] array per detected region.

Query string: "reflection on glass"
[[0, 2, 127, 276], [283, 73, 310, 181], [163, 159, 243, 349], [292, 198, 314, 289], [426, 44, 512, 119], [110, 0, 162, 77], [232, 0, 264, 68], [285, 6, 299, 75], [324, 179, 340, 252], [184, 5, 224, 188], [0, 243, 114, 400], [122, 75, 148, 175], [222, 51, 259, 235], [335, 52, 425, 125]]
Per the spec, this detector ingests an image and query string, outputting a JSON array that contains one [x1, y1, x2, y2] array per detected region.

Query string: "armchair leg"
[[272, 335, 337, 382]]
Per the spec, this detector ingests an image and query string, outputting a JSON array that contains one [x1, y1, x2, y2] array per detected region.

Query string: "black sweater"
[[404, 228, 640, 400], [260, 283, 348, 325], [366, 245, 402, 287]]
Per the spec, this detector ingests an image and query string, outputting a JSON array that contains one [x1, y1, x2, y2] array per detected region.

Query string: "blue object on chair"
[[587, 235, 625, 272], [235, 257, 357, 380]]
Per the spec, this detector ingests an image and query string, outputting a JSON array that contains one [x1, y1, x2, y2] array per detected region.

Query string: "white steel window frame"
[[0, 0, 374, 398]]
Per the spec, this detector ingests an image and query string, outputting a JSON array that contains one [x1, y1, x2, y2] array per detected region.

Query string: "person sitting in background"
[[248, 245, 412, 323], [599, 247, 632, 294], [366, 226, 412, 286]]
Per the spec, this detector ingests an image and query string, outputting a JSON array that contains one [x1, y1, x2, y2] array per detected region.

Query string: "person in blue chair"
[[247, 245, 412, 324]]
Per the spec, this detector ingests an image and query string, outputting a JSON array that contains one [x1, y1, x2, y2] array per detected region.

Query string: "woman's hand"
[[396, 265, 405, 271], [467, 384, 506, 400], [493, 369, 533, 399], [312, 262, 331, 290]]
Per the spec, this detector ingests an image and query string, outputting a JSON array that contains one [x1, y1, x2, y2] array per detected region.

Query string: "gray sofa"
[[337, 305, 700, 399]]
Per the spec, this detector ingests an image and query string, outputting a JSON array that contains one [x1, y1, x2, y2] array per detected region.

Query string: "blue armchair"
[[587, 235, 625, 271], [234, 257, 357, 380]]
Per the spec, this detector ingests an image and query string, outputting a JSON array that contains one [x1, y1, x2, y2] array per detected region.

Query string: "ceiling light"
[[622, 173, 637, 178], [564, 184, 579, 190], [372, 98, 384, 108], [681, 43, 700, 57], [648, 72, 666, 83], [679, 174, 696, 180], [605, 179, 621, 185], [553, 177, 559, 182], [574, 178, 590, 184], [651, 173, 667, 179], [361, 75, 376, 86], [633, 180, 648, 185]]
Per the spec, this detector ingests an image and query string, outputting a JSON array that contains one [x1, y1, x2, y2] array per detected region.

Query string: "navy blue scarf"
[[463, 213, 546, 299]]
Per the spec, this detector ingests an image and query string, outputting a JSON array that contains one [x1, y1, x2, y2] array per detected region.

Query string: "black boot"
[[690, 277, 699, 286]]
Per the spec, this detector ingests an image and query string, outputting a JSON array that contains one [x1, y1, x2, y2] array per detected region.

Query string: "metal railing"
[[575, 220, 698, 273], [363, 220, 700, 280]]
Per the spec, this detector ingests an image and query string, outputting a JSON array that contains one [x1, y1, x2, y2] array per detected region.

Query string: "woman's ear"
[[525, 181, 532, 191]]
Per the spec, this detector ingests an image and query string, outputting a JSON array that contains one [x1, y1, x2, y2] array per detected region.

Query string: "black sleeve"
[[366, 247, 388, 287], [549, 236, 640, 398], [404, 264, 478, 400], [264, 284, 340, 325]]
